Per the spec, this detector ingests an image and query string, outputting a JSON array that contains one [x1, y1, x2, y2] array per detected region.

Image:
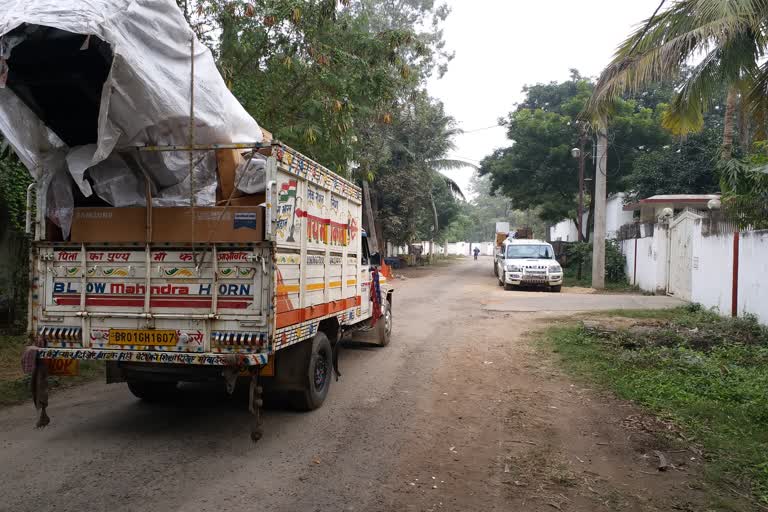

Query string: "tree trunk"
[[573, 216, 582, 242], [369, 185, 385, 255], [739, 97, 751, 151], [722, 87, 738, 160], [362, 180, 379, 254], [429, 190, 438, 263]]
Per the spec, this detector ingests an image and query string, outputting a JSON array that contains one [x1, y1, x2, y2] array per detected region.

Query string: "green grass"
[[0, 334, 103, 406], [543, 307, 768, 506]]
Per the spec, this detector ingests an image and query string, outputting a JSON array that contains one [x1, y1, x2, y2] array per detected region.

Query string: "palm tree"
[[426, 158, 471, 229], [426, 159, 472, 259], [586, 0, 768, 159]]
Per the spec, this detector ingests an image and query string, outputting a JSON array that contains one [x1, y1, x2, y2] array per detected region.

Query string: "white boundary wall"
[[620, 219, 768, 324], [386, 241, 495, 257], [621, 226, 668, 295], [738, 231, 768, 323], [691, 230, 733, 316]]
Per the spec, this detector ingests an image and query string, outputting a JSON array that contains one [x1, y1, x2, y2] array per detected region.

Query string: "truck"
[[1, 1, 392, 441], [492, 225, 532, 276], [27, 142, 393, 440]]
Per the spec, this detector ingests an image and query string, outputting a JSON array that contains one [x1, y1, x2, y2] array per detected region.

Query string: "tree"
[[719, 143, 768, 229], [181, 0, 452, 176], [479, 74, 670, 239], [373, 94, 463, 247], [625, 128, 721, 201], [0, 144, 32, 329], [586, 0, 768, 154], [442, 174, 547, 242], [178, 1, 462, 252]]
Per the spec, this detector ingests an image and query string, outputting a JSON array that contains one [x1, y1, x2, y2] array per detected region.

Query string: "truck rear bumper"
[[34, 347, 268, 366]]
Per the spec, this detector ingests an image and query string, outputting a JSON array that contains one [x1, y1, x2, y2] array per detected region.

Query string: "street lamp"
[[571, 140, 586, 242]]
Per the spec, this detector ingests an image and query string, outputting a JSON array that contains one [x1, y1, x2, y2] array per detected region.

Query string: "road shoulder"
[[381, 311, 714, 512]]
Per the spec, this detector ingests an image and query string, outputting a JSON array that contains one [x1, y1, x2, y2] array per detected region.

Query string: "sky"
[[430, 0, 664, 198]]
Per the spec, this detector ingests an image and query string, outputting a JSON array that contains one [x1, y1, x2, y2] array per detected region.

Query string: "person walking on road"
[[473, 247, 480, 260]]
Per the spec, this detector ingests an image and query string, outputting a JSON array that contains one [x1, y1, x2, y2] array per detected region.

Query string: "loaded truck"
[[1, 0, 392, 440], [492, 223, 532, 276]]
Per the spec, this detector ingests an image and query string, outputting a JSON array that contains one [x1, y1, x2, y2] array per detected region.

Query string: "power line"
[[447, 154, 482, 164], [460, 124, 504, 134]]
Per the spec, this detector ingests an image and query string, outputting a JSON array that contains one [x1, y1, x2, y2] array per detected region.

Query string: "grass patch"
[[544, 306, 768, 506], [0, 334, 103, 406]]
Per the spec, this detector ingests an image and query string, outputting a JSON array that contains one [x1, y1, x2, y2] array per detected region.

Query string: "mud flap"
[[222, 367, 239, 395], [31, 358, 50, 428], [332, 340, 342, 382]]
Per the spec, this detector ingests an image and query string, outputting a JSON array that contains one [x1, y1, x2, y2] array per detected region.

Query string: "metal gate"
[[667, 210, 701, 300]]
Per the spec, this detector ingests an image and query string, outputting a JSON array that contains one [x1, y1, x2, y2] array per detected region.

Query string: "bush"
[[563, 240, 627, 283], [605, 240, 627, 282]]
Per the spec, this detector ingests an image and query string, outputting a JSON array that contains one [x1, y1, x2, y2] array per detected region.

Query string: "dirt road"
[[0, 258, 705, 512]]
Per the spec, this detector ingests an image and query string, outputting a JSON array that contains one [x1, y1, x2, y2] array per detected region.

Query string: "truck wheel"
[[291, 332, 333, 411], [504, 282, 515, 291], [498, 271, 505, 286], [376, 299, 392, 347], [493, 263, 498, 277], [550, 285, 562, 293], [127, 380, 178, 402]]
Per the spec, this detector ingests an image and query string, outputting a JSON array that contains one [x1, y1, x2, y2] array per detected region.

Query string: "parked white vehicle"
[[495, 239, 563, 292]]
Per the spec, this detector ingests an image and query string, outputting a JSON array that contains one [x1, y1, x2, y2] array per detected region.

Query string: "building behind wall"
[[549, 193, 634, 242]]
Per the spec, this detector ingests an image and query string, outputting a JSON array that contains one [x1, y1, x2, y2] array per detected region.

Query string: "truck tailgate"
[[35, 244, 272, 357]]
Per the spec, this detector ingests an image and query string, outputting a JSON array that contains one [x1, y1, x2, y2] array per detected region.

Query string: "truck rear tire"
[[291, 332, 333, 411], [127, 380, 178, 402], [376, 299, 392, 347]]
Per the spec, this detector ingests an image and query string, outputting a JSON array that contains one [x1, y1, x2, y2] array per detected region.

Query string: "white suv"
[[495, 239, 563, 292]]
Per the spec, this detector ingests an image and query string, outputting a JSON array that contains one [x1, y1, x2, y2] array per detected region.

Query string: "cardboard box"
[[153, 206, 264, 243], [71, 207, 147, 242], [70, 206, 264, 243], [215, 148, 245, 201], [216, 194, 266, 207]]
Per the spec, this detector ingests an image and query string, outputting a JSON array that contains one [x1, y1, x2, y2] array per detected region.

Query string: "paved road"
[[0, 259, 691, 512]]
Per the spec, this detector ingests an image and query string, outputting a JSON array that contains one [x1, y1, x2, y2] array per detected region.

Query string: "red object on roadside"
[[732, 231, 740, 317], [370, 268, 382, 326]]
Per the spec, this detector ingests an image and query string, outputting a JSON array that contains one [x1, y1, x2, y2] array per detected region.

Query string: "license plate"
[[45, 358, 79, 376], [108, 329, 178, 346]]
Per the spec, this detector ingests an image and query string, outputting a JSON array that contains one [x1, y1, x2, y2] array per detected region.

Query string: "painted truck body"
[[30, 143, 392, 424]]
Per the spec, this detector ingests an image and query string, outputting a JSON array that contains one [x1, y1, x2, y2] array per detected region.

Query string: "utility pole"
[[577, 128, 586, 242], [592, 118, 608, 289]]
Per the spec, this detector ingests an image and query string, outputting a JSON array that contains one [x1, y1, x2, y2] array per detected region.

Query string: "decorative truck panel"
[[44, 249, 265, 313], [272, 147, 365, 349]]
